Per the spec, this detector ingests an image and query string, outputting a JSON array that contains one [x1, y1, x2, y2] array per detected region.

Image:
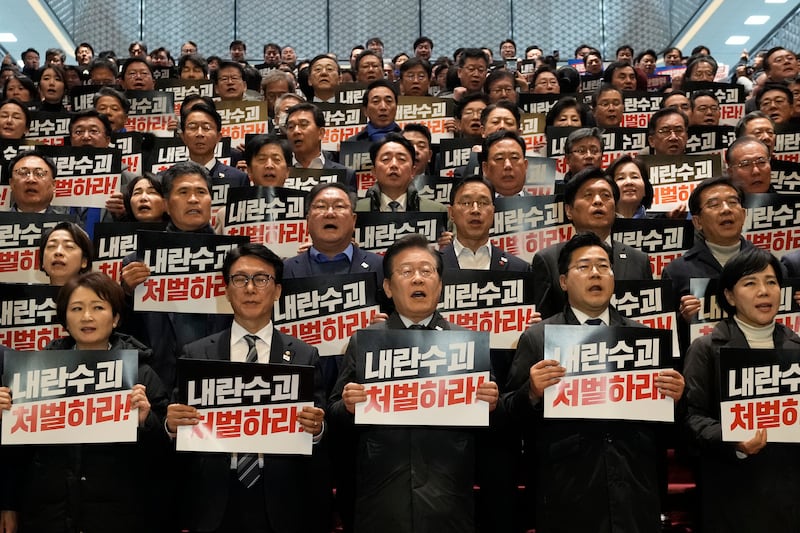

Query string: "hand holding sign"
[[529, 359, 566, 400], [737, 428, 767, 456], [343, 382, 367, 415], [0, 386, 11, 416], [476, 381, 499, 411], [166, 403, 200, 434], [655, 369, 684, 401], [130, 383, 151, 426], [297, 406, 325, 436]]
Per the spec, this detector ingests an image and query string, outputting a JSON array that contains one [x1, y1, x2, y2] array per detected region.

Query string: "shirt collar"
[[570, 306, 611, 326], [231, 320, 274, 349], [292, 153, 325, 169], [380, 192, 407, 211], [398, 313, 435, 329], [309, 243, 354, 263]]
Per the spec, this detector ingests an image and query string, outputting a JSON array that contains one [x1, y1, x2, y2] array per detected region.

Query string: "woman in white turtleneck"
[[684, 247, 800, 533]]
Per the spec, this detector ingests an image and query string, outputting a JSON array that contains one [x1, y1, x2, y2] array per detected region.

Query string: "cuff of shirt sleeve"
[[164, 418, 177, 439]]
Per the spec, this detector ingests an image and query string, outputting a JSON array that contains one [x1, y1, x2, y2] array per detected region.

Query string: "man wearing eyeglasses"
[[756, 83, 795, 126], [398, 58, 431, 97], [329, 233, 500, 533], [688, 90, 721, 127], [662, 176, 753, 355], [308, 55, 340, 104], [725, 136, 774, 194], [532, 166, 652, 319], [212, 61, 248, 101], [118, 57, 155, 91], [505, 231, 684, 533], [647, 107, 689, 156], [166, 242, 329, 533], [179, 103, 249, 186], [440, 175, 529, 271], [564, 127, 604, 181], [437, 48, 489, 100], [6, 150, 67, 215], [284, 182, 383, 280]]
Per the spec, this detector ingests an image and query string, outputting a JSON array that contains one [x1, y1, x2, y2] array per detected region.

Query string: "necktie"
[[585, 318, 603, 325], [408, 324, 428, 329], [237, 334, 261, 487], [388, 200, 401, 212], [244, 334, 260, 363]]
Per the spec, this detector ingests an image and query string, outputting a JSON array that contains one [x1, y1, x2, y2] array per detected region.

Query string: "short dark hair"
[[399, 57, 432, 77], [263, 43, 281, 54], [545, 96, 589, 127], [161, 161, 212, 196], [362, 79, 398, 106], [450, 175, 495, 204], [366, 37, 384, 49], [616, 45, 634, 58], [763, 47, 795, 74], [93, 86, 131, 113], [22, 48, 39, 60], [309, 54, 340, 73], [413, 37, 434, 50], [718, 247, 783, 316], [735, 111, 775, 138], [605, 154, 654, 209], [243, 133, 292, 167], [563, 166, 620, 206], [120, 57, 152, 78], [458, 48, 489, 68], [687, 175, 743, 216], [304, 182, 357, 216], [123, 173, 167, 221], [647, 107, 688, 137], [0, 98, 31, 129], [286, 102, 325, 127], [128, 41, 147, 55], [660, 90, 688, 109], [355, 50, 383, 72], [634, 49, 657, 65], [178, 54, 208, 77], [211, 61, 245, 83], [602, 61, 635, 85], [181, 102, 222, 132], [403, 123, 432, 145], [3, 74, 37, 101], [757, 82, 794, 107], [480, 130, 526, 163], [690, 89, 719, 109], [222, 242, 284, 285], [56, 272, 124, 329], [9, 149, 56, 178], [454, 92, 489, 119], [39, 221, 93, 275], [500, 39, 516, 52], [557, 231, 612, 276], [70, 109, 112, 138], [369, 132, 416, 165], [484, 69, 516, 93], [229, 40, 246, 51], [480, 100, 520, 127], [686, 55, 718, 79], [383, 233, 442, 279]]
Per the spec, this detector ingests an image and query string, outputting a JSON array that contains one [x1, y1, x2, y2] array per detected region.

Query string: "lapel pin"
[[620, 253, 627, 259], [283, 351, 292, 361], [361, 261, 369, 269], [499, 256, 508, 265]]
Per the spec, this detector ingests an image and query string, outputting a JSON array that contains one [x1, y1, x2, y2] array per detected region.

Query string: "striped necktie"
[[237, 334, 261, 487]]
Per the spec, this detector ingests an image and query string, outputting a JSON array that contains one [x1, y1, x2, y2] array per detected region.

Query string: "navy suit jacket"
[[440, 244, 531, 272], [283, 246, 385, 286], [532, 239, 652, 319], [176, 328, 327, 533], [209, 159, 250, 187]]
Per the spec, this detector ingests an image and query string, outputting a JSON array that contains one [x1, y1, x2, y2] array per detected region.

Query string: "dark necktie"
[[237, 334, 261, 487], [388, 200, 401, 212], [585, 318, 603, 325]]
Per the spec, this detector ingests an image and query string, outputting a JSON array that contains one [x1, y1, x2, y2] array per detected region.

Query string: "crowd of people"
[[0, 32, 799, 533]]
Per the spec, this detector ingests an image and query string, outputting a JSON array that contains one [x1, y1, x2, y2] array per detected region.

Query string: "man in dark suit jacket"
[[532, 166, 652, 319], [329, 234, 501, 533], [505, 232, 684, 533], [180, 103, 250, 188], [440, 176, 530, 272], [167, 243, 328, 533], [284, 102, 357, 189], [283, 182, 383, 283]]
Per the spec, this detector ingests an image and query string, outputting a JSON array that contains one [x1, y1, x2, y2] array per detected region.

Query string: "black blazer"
[[440, 243, 531, 272], [532, 239, 652, 319], [283, 246, 385, 286], [175, 328, 328, 533]]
